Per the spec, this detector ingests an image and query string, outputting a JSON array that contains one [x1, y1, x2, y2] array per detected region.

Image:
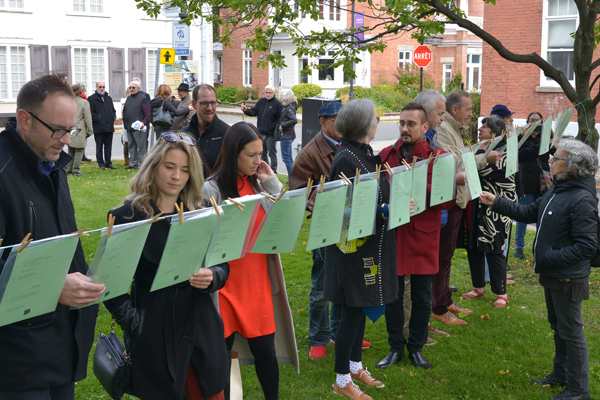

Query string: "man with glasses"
[[241, 85, 283, 174], [171, 83, 193, 131], [377, 103, 457, 371], [182, 84, 230, 178], [88, 81, 117, 170], [0, 74, 106, 399], [122, 81, 151, 169]]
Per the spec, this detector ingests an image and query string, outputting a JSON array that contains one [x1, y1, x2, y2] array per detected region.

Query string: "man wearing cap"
[[289, 101, 371, 359], [491, 104, 516, 135], [171, 83, 193, 131], [241, 85, 283, 174]]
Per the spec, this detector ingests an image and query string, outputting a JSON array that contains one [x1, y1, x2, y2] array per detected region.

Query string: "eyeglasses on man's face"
[[398, 121, 423, 130], [129, 86, 138, 90], [27, 111, 81, 139], [196, 101, 218, 109], [97, 86, 105, 88]]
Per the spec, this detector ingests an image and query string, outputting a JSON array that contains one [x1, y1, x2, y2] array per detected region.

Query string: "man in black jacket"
[[88, 81, 117, 170], [241, 85, 283, 174], [182, 84, 230, 178], [0, 74, 106, 399]]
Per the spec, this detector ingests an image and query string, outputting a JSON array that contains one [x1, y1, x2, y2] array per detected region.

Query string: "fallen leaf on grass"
[[302, 241, 307, 245]]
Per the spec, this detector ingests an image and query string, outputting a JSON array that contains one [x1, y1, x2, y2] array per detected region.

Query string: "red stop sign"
[[413, 45, 432, 68]]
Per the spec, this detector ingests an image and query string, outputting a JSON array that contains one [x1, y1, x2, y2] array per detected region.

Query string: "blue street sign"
[[172, 20, 190, 49], [175, 49, 190, 56]]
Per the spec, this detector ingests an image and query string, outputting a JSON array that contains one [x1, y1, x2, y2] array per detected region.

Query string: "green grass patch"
[[69, 163, 600, 399]]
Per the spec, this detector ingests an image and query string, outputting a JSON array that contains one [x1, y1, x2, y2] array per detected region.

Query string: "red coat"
[[379, 139, 455, 276]]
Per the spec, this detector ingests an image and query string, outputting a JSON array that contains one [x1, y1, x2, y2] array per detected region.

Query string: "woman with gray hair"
[[277, 89, 298, 174], [480, 137, 597, 400], [324, 99, 398, 400]]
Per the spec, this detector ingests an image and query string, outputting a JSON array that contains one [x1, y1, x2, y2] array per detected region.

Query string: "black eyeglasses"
[[27, 111, 81, 139], [196, 101, 218, 109], [129, 86, 138, 90], [97, 86, 105, 88], [161, 132, 196, 146]]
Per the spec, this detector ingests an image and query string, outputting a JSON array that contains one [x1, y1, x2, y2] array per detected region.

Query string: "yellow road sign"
[[160, 48, 175, 65]]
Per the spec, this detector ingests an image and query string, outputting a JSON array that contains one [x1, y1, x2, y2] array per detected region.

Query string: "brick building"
[[480, 0, 598, 131], [217, 0, 483, 97]]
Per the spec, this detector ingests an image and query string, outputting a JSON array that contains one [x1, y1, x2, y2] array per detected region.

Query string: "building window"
[[0, 0, 25, 7], [544, 0, 577, 82], [0, 46, 27, 100], [243, 50, 252, 87], [319, 0, 324, 19], [442, 63, 452, 90], [466, 53, 481, 91], [318, 51, 335, 81], [147, 49, 159, 97], [73, 48, 105, 92], [73, 0, 103, 13], [329, 0, 340, 20], [299, 58, 308, 84], [398, 51, 412, 69]]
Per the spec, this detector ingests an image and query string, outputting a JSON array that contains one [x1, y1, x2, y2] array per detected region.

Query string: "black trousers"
[[225, 333, 279, 400], [334, 304, 366, 374], [466, 249, 507, 295], [545, 286, 589, 394], [261, 134, 277, 174], [94, 132, 113, 167], [0, 382, 75, 399], [385, 274, 433, 354]]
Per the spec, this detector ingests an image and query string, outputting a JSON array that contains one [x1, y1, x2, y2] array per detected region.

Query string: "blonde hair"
[[125, 134, 205, 218]]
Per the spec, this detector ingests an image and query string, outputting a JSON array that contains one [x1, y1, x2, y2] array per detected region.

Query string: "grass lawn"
[[70, 161, 600, 399]]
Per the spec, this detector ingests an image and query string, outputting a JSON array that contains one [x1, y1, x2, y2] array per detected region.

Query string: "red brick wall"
[[481, 0, 600, 122]]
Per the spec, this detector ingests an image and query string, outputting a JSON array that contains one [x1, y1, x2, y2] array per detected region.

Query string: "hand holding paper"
[[486, 150, 504, 164], [189, 269, 213, 290], [59, 272, 106, 308]]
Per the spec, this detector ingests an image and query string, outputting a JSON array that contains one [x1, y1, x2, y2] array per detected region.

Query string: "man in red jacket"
[[376, 103, 457, 370]]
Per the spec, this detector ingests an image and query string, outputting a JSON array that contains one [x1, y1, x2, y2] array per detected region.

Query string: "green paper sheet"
[[87, 221, 151, 305], [505, 134, 519, 178], [387, 167, 412, 230], [0, 235, 79, 327], [206, 200, 259, 266], [462, 151, 483, 200], [306, 185, 349, 251], [477, 137, 501, 165], [347, 178, 379, 240], [150, 209, 220, 292], [250, 191, 308, 254], [410, 161, 428, 216], [430, 153, 456, 207], [518, 120, 542, 148], [554, 107, 573, 145], [539, 116, 553, 156]]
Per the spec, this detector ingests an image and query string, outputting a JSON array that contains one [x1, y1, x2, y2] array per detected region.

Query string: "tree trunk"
[[574, 99, 599, 152]]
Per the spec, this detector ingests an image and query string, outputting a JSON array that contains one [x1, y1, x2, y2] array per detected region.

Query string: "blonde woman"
[[65, 83, 92, 176], [105, 132, 229, 400]]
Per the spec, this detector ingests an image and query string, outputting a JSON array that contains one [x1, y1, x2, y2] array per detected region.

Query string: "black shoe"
[[107, 165, 117, 169], [81, 156, 92, 162], [550, 388, 590, 400], [375, 351, 403, 369], [99, 165, 106, 170], [531, 374, 568, 388], [449, 286, 457, 293], [409, 351, 432, 370], [73, 171, 84, 176], [514, 248, 525, 259], [125, 166, 135, 170]]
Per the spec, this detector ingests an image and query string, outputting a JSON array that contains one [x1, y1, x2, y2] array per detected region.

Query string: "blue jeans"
[[280, 139, 294, 175], [515, 193, 541, 250], [309, 248, 341, 346]]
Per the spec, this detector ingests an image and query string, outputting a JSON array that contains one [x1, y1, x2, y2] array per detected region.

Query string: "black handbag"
[[152, 100, 174, 127], [93, 321, 133, 400]]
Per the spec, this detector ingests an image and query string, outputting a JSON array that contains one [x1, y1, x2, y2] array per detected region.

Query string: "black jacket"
[[150, 97, 191, 135], [518, 133, 551, 195], [242, 96, 283, 136], [493, 175, 598, 279], [105, 203, 230, 400], [88, 91, 116, 133], [278, 101, 298, 141], [0, 122, 98, 391], [182, 114, 230, 178]]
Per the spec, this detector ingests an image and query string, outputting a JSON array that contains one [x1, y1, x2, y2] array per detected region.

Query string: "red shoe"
[[462, 288, 485, 299], [329, 340, 372, 349], [492, 295, 509, 308], [309, 345, 326, 359]]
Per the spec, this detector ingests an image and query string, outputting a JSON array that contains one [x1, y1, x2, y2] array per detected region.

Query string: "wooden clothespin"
[[468, 141, 473, 152], [355, 168, 360, 185], [174, 202, 184, 224], [319, 175, 326, 193], [17, 233, 32, 253], [0, 237, 3, 248], [276, 187, 288, 201], [426, 153, 434, 165], [412, 156, 417, 170], [227, 197, 245, 211], [71, 229, 90, 238], [305, 178, 313, 197], [260, 192, 277, 203], [106, 214, 115, 238], [339, 172, 352, 186], [209, 196, 222, 215], [401, 159, 411, 170], [376, 164, 381, 179], [147, 212, 164, 224], [434, 151, 441, 164], [384, 162, 394, 176]]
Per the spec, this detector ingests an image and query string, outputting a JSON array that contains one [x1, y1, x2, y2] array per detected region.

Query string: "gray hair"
[[445, 90, 470, 113], [129, 80, 139, 89], [557, 137, 599, 179], [481, 114, 506, 136], [335, 99, 377, 141], [414, 89, 445, 113], [279, 89, 297, 106], [265, 84, 274, 91]]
